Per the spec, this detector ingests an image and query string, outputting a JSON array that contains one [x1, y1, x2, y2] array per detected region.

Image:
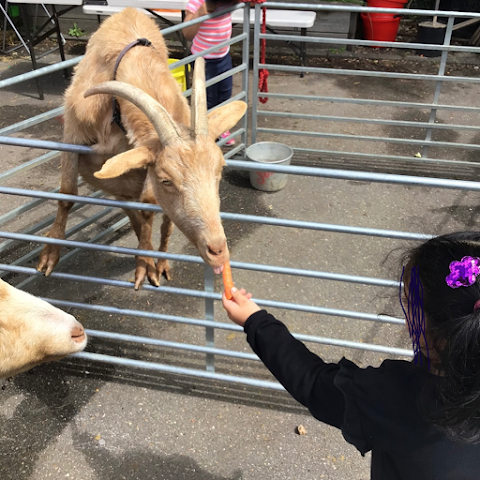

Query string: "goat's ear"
[[207, 101, 247, 141], [94, 146, 153, 179]]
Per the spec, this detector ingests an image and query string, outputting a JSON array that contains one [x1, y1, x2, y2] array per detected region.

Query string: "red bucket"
[[367, 0, 407, 7], [361, 13, 401, 47]]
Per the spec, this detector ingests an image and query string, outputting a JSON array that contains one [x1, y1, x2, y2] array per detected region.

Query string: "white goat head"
[[0, 279, 87, 379], [84, 58, 246, 273]]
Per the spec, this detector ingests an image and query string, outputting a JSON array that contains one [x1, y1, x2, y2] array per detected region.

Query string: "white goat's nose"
[[71, 324, 86, 343]]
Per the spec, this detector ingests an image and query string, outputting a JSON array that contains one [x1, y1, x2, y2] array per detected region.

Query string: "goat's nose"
[[71, 324, 86, 343], [207, 245, 223, 256], [207, 239, 227, 256]]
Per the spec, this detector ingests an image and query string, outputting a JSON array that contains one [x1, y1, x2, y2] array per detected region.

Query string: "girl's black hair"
[[205, 0, 240, 12], [405, 231, 480, 443]]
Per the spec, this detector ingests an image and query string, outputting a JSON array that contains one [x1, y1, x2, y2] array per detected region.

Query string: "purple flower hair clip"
[[446, 256, 480, 289]]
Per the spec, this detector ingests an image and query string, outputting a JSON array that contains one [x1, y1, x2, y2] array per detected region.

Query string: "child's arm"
[[182, 0, 208, 41], [222, 288, 346, 426], [222, 287, 260, 325]]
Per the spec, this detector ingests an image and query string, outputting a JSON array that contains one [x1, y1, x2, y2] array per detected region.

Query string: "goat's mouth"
[[198, 238, 229, 273], [202, 248, 229, 274], [71, 331, 88, 350], [213, 265, 224, 275]]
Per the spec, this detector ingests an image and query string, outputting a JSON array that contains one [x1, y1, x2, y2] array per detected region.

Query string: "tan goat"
[[0, 279, 87, 379], [37, 8, 247, 289]]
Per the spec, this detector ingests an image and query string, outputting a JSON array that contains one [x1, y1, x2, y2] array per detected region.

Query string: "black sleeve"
[[244, 310, 347, 428]]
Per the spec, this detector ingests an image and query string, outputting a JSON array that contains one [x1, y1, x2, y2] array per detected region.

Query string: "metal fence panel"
[[2, 3, 480, 387]]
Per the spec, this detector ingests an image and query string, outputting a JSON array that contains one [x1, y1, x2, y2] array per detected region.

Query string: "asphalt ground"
[[1, 43, 480, 480]]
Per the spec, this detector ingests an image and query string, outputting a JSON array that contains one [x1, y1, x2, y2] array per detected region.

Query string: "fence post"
[[241, 1, 250, 148], [251, 2, 261, 145], [204, 264, 215, 372]]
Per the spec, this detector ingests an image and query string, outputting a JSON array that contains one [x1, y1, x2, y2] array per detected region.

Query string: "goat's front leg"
[[156, 213, 174, 281], [37, 152, 78, 276], [122, 207, 159, 290]]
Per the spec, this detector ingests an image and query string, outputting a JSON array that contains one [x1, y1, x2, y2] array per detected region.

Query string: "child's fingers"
[[234, 288, 253, 300], [230, 287, 247, 303]]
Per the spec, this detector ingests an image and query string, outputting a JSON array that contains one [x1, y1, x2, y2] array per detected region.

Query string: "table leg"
[[300, 27, 306, 78], [50, 5, 69, 78], [19, 3, 44, 99]]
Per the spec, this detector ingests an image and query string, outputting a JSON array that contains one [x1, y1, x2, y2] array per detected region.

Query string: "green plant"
[[68, 23, 86, 37], [328, 46, 347, 54]]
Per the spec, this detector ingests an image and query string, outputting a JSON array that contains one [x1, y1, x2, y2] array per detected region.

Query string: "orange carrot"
[[222, 262, 234, 300]]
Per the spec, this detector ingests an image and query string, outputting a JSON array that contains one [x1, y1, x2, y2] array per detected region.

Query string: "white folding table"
[[83, 1, 316, 74]]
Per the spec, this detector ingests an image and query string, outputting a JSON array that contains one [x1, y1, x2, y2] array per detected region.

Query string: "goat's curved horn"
[[191, 57, 209, 138], [84, 81, 182, 147]]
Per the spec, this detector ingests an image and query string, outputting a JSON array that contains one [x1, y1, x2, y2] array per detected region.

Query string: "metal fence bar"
[[0, 206, 113, 278], [15, 217, 130, 290], [258, 111, 480, 132], [5, 158, 480, 192], [260, 64, 480, 84], [263, 2, 480, 17], [251, 2, 261, 145], [0, 190, 104, 255], [256, 128, 480, 150], [85, 327, 412, 358], [217, 128, 245, 147], [87, 328, 259, 361], [72, 351, 285, 390], [205, 265, 215, 372], [422, 16, 454, 159], [0, 187, 59, 226], [0, 151, 59, 184], [0, 232, 405, 288], [0, 264, 404, 324], [259, 32, 480, 53], [0, 56, 82, 90], [167, 34, 248, 71], [0, 179, 84, 226], [0, 135, 94, 154], [223, 143, 246, 159], [161, 2, 245, 36], [0, 217, 429, 248], [261, 93, 480, 113], [241, 1, 250, 149], [45, 297, 411, 356], [5, 129, 479, 153], [290, 148, 480, 168], [0, 107, 64, 136], [0, 187, 464, 241]]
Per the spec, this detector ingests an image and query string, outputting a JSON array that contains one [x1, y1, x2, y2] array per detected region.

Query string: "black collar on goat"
[[111, 37, 153, 132]]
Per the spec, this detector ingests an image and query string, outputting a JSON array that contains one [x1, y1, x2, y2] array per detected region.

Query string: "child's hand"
[[222, 287, 261, 327]]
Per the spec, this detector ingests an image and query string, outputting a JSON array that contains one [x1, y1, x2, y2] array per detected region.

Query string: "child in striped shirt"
[[183, 0, 237, 145]]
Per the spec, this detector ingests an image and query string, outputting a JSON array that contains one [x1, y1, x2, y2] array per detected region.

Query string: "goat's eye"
[[162, 179, 173, 186]]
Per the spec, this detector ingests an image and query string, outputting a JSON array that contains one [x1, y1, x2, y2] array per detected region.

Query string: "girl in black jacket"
[[222, 231, 480, 480]]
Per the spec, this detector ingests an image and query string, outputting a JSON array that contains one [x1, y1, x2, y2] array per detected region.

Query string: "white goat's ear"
[[207, 101, 247, 141], [94, 146, 153, 179]]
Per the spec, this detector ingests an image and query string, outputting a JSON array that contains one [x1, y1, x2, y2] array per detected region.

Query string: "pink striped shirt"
[[186, 0, 232, 59]]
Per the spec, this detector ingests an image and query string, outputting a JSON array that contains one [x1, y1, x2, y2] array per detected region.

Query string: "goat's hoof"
[[134, 257, 159, 289], [147, 274, 160, 288], [37, 245, 61, 276], [157, 260, 171, 281]]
